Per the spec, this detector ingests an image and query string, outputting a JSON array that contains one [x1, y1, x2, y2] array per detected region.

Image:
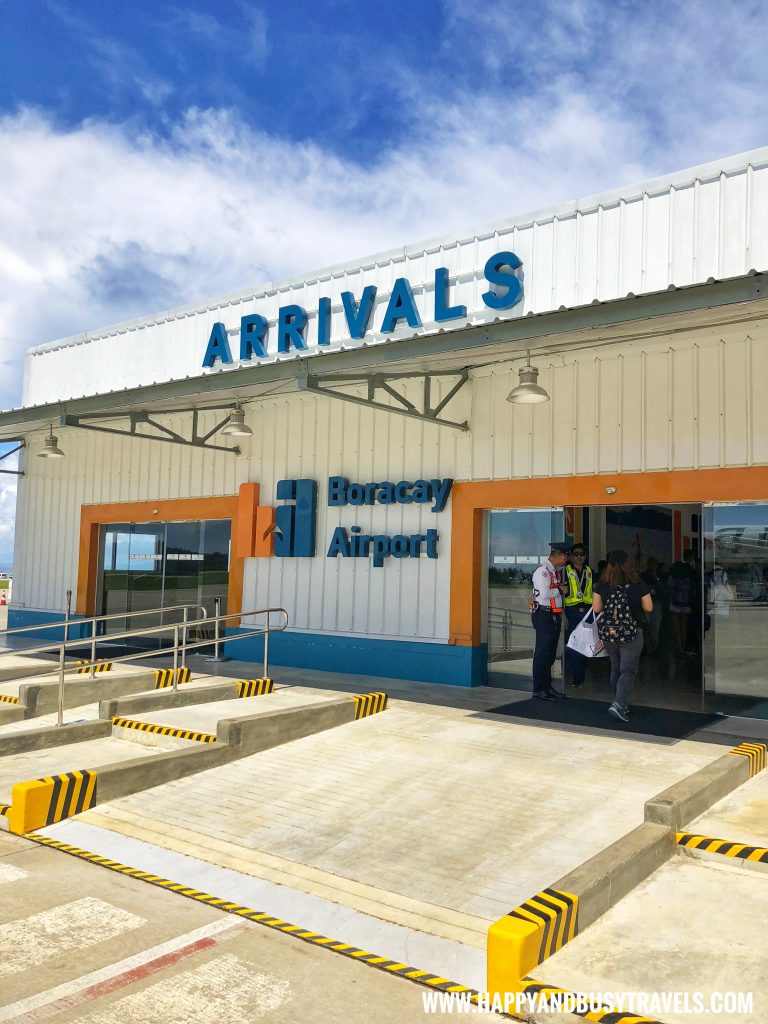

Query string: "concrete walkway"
[[535, 855, 768, 1023], [688, 769, 768, 848], [0, 829, 467, 1023]]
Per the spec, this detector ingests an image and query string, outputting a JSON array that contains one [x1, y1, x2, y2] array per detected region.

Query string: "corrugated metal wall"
[[13, 321, 768, 636], [23, 154, 768, 406], [471, 319, 768, 479]]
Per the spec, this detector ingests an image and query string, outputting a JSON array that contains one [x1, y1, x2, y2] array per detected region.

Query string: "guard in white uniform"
[[530, 542, 569, 700]]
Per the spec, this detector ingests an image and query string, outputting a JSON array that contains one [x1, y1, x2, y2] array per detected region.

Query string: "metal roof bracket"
[[298, 370, 470, 431], [0, 440, 24, 476], [60, 410, 241, 454]]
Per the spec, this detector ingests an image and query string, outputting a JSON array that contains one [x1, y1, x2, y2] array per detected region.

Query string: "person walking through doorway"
[[667, 556, 694, 656], [593, 550, 653, 723], [563, 543, 594, 687], [530, 542, 569, 701]]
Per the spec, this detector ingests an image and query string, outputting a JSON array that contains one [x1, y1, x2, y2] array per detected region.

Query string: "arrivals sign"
[[274, 476, 453, 568], [202, 251, 523, 367]]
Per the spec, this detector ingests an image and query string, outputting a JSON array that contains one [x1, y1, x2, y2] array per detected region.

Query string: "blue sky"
[[0, 0, 767, 561]]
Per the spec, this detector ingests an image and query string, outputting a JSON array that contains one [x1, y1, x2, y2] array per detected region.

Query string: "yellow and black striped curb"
[[521, 979, 665, 1023], [24, 833, 481, 1001], [75, 660, 113, 674], [677, 831, 768, 864], [236, 678, 274, 698], [7, 770, 97, 834], [154, 666, 192, 689], [0, 803, 9, 817], [487, 888, 578, 997], [351, 691, 388, 719], [0, 693, 19, 704], [728, 741, 766, 777], [112, 716, 216, 744]]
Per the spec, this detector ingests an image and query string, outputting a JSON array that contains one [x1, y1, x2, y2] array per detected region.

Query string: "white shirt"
[[532, 559, 564, 610]]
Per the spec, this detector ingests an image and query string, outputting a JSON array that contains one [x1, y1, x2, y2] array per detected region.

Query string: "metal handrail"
[[36, 606, 288, 727], [0, 601, 206, 640], [0, 601, 208, 680]]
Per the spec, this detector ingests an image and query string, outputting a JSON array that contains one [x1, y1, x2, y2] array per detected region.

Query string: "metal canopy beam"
[[60, 408, 241, 454], [299, 370, 470, 430], [0, 441, 24, 476]]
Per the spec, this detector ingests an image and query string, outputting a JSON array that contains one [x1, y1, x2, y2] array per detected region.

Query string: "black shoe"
[[608, 701, 630, 722], [533, 690, 556, 701], [547, 688, 566, 699], [570, 680, 584, 689]]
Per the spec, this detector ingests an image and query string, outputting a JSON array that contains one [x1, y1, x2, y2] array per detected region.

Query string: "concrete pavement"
[[0, 830, 478, 1023]]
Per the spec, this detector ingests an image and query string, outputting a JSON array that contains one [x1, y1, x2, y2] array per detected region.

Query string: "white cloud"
[[0, 0, 767, 556]]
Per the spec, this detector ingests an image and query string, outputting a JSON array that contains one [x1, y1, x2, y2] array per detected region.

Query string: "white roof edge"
[[27, 145, 768, 357]]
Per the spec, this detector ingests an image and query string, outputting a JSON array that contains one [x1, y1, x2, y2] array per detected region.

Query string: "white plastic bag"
[[566, 609, 607, 658]]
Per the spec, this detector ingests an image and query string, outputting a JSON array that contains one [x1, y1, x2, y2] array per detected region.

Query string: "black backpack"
[[597, 585, 638, 644]]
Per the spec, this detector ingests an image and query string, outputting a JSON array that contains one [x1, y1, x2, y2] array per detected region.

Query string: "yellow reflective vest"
[[564, 564, 593, 606]]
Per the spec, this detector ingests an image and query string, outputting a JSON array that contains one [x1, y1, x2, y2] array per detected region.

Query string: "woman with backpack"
[[592, 550, 653, 723]]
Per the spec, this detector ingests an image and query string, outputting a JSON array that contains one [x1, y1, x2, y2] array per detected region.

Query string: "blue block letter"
[[341, 286, 377, 340], [278, 305, 309, 352], [240, 314, 268, 360], [481, 251, 523, 310], [202, 322, 233, 368], [380, 278, 421, 334], [434, 267, 466, 323]]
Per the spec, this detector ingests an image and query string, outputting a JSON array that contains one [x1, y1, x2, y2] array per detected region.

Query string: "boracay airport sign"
[[201, 251, 523, 367]]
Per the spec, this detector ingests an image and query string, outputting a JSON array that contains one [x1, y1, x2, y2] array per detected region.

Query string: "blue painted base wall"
[[225, 629, 488, 687], [6, 610, 488, 687], [7, 609, 88, 642]]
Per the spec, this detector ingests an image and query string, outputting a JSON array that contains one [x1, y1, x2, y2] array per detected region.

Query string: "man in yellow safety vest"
[[563, 543, 594, 688]]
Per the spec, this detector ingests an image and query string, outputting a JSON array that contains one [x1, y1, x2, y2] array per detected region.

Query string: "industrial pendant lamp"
[[506, 353, 550, 404], [38, 425, 65, 458], [221, 399, 253, 437]]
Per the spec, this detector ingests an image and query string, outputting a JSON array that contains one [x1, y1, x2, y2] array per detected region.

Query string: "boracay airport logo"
[[264, 476, 453, 568], [201, 251, 523, 366]]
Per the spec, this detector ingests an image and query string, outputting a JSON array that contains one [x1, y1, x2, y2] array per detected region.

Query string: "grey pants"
[[604, 632, 644, 707]]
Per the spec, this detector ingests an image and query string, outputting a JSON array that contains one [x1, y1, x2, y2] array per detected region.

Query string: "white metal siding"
[[13, 321, 768, 636], [21, 152, 768, 407], [469, 319, 768, 480]]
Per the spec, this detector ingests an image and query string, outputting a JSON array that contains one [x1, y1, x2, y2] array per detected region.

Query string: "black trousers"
[[564, 604, 591, 684], [531, 608, 562, 693]]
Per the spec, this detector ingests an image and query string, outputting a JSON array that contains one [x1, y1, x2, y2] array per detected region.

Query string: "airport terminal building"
[[2, 148, 768, 716]]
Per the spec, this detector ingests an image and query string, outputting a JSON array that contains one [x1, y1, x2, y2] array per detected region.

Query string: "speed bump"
[[112, 716, 216, 744], [236, 678, 274, 698], [154, 666, 191, 689], [728, 741, 767, 777], [351, 692, 388, 719], [75, 660, 113, 674], [487, 888, 578, 999], [7, 769, 96, 835], [677, 831, 768, 864]]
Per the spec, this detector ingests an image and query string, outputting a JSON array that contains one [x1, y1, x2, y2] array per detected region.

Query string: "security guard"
[[563, 543, 594, 688], [530, 542, 569, 700]]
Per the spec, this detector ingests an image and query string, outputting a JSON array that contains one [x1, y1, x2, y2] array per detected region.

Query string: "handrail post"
[[64, 590, 71, 645], [181, 607, 188, 670], [205, 597, 226, 663], [172, 624, 179, 691], [57, 642, 65, 728], [263, 609, 269, 680], [91, 618, 97, 678]]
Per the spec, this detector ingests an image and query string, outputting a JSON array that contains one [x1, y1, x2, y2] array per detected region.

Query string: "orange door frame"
[[449, 467, 768, 648], [76, 484, 261, 618]]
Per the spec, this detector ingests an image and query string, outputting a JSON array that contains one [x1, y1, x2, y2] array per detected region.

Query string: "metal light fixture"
[[220, 400, 253, 438], [38, 426, 65, 458], [506, 354, 550, 405]]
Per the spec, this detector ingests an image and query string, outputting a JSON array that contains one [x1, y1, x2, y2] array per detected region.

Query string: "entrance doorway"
[[95, 518, 231, 645], [486, 501, 768, 716]]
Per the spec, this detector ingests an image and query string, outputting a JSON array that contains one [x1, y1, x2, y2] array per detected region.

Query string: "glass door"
[[702, 503, 768, 713], [96, 519, 231, 648], [486, 507, 565, 687]]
